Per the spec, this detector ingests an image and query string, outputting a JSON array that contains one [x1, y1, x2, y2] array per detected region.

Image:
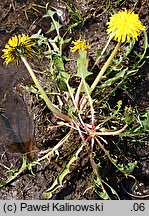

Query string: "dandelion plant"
[[1, 8, 147, 199]]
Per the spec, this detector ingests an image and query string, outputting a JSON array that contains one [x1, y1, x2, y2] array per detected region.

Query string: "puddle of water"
[[0, 51, 36, 160]]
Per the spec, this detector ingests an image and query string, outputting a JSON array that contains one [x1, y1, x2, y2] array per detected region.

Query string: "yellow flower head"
[[106, 9, 146, 43], [70, 37, 91, 53], [2, 35, 36, 66]]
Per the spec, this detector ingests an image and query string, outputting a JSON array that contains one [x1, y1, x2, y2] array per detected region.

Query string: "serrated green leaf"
[[112, 100, 122, 116], [94, 180, 110, 200], [0, 155, 28, 188], [43, 9, 56, 18], [100, 68, 128, 88], [77, 50, 93, 95], [27, 161, 41, 176], [95, 179, 120, 200], [98, 190, 109, 200], [53, 56, 65, 72], [77, 50, 91, 79], [111, 157, 137, 174], [46, 21, 62, 34], [117, 100, 122, 109], [140, 110, 149, 132], [60, 37, 72, 45], [61, 71, 70, 82], [42, 144, 83, 199]]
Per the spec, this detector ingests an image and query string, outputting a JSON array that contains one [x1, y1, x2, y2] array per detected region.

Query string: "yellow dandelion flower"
[[106, 9, 146, 43], [70, 37, 91, 53], [2, 35, 36, 66]]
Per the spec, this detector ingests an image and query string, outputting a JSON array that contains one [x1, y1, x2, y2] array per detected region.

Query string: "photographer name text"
[[19, 202, 103, 212]]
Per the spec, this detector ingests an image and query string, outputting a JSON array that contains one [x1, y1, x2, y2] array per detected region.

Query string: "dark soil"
[[0, 0, 148, 200]]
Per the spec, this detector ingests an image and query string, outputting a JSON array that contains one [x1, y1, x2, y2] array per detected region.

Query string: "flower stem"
[[21, 56, 71, 122], [80, 42, 121, 110], [91, 41, 121, 91]]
